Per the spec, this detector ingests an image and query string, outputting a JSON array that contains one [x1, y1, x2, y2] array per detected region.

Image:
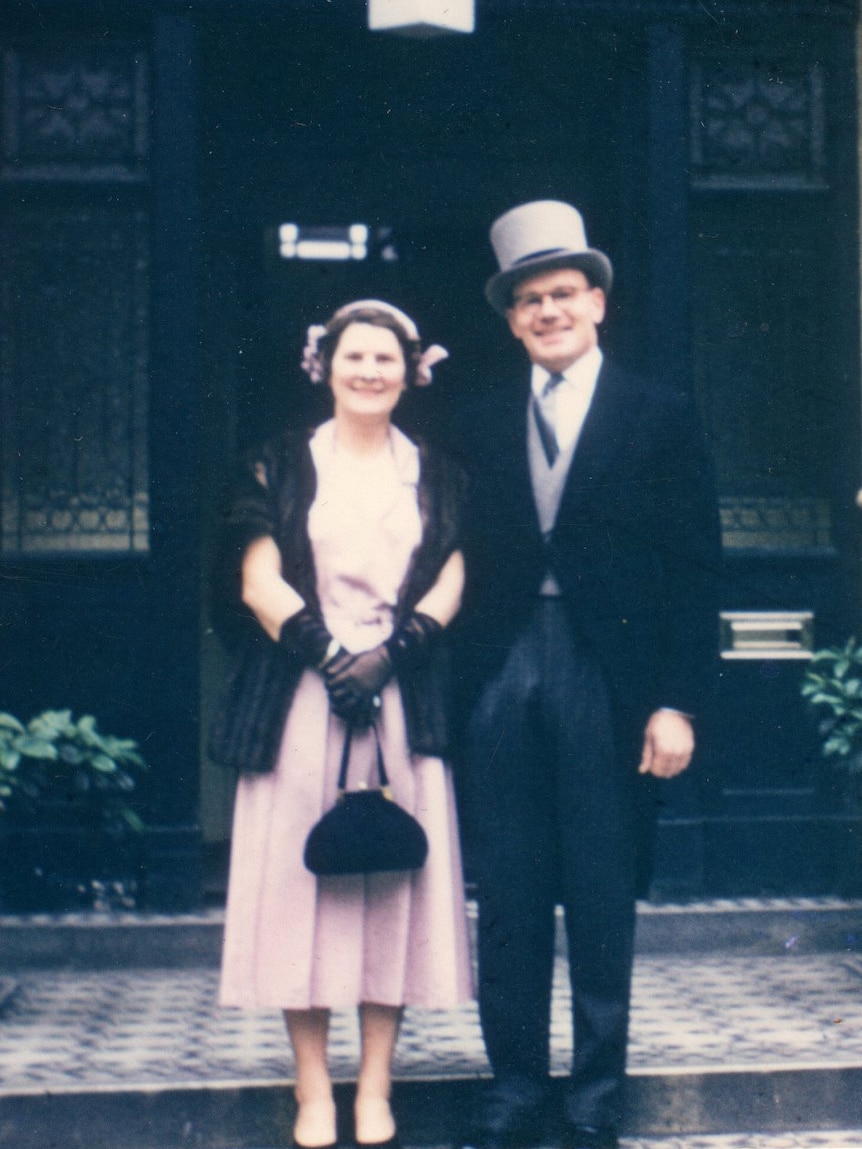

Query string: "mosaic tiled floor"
[[623, 1137, 862, 1148], [2, 952, 862, 1093], [350, 1137, 862, 1149], [190, 1135, 862, 1148], [627, 954, 862, 1072], [229, 1136, 862, 1149]]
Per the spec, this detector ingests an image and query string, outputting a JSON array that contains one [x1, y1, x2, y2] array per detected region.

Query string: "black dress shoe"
[[454, 1088, 548, 1149], [558, 1124, 618, 1149], [454, 1124, 542, 1149]]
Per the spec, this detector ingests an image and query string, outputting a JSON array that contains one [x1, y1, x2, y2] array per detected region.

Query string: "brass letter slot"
[[720, 611, 814, 660]]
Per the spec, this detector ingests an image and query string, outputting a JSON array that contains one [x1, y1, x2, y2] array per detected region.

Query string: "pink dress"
[[219, 421, 473, 1010]]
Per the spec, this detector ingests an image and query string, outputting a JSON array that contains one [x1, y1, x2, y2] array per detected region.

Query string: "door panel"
[[680, 28, 862, 895], [0, 19, 203, 910]]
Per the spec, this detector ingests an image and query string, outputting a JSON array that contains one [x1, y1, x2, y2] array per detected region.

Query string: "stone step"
[[2, 947, 862, 1146], [3, 1071, 862, 1149], [2, 902, 862, 1147], [2, 897, 861, 971]]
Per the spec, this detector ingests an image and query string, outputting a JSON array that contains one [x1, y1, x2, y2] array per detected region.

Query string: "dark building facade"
[[1, 0, 860, 908]]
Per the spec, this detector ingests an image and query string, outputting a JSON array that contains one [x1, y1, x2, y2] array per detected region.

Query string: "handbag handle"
[[337, 722, 391, 799]]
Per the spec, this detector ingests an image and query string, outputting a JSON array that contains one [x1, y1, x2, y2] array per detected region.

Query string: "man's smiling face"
[[506, 266, 606, 373]]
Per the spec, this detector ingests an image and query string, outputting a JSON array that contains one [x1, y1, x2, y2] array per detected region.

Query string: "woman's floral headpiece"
[[300, 299, 448, 387]]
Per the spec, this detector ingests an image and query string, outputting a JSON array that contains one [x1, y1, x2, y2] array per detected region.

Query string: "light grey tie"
[[532, 372, 564, 466]]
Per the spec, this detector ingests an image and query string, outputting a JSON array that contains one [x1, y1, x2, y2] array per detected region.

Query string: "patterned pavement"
[[194, 1137, 862, 1148], [624, 1138, 862, 1148], [2, 951, 862, 1091], [2, 904, 862, 1147]]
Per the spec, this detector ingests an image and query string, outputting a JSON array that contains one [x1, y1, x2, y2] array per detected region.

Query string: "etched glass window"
[[1, 208, 149, 554]]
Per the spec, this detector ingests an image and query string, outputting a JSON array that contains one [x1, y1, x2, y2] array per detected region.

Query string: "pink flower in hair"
[[300, 324, 328, 384], [415, 344, 449, 387]]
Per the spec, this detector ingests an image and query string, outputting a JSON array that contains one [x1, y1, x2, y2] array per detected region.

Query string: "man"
[[455, 201, 721, 1149]]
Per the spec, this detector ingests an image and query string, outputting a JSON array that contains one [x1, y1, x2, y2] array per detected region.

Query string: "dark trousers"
[[465, 600, 638, 1129]]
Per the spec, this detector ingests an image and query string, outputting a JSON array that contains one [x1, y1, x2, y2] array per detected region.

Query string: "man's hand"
[[638, 709, 694, 778]]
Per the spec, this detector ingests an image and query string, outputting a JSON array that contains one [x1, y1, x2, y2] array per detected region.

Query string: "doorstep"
[[1, 897, 861, 971]]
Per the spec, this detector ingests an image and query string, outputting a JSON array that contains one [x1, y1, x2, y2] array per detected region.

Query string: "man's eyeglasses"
[[511, 286, 592, 315]]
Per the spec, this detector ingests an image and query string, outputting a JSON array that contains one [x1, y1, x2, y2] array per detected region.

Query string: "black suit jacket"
[[456, 358, 722, 757]]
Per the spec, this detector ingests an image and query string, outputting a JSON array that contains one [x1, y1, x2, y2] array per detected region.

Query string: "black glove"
[[279, 606, 345, 671], [324, 644, 393, 726], [386, 611, 443, 672]]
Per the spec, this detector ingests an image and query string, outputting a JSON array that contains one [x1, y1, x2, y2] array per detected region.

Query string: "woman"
[[210, 300, 473, 1149]]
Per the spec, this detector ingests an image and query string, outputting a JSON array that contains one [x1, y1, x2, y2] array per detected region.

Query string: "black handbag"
[[303, 722, 429, 876]]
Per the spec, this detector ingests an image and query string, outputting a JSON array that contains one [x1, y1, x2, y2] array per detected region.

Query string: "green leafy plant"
[[801, 639, 862, 773], [0, 709, 147, 831]]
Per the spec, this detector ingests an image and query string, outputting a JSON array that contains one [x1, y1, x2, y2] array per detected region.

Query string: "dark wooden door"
[[679, 21, 862, 896], [0, 13, 203, 910], [197, 4, 862, 899]]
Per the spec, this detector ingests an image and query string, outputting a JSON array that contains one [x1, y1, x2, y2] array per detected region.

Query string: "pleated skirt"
[[219, 671, 473, 1010]]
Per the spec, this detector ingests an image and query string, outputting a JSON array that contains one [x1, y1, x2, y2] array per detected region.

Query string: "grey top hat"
[[485, 200, 613, 314]]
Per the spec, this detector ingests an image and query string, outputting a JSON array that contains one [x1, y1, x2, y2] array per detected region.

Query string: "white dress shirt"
[[530, 345, 603, 456]]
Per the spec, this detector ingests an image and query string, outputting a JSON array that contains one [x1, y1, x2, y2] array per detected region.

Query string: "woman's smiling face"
[[328, 321, 407, 422]]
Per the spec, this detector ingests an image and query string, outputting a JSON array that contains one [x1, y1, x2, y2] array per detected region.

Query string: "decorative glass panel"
[[690, 59, 825, 190], [1, 208, 149, 554], [2, 46, 149, 182], [719, 496, 832, 551], [691, 230, 835, 553]]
